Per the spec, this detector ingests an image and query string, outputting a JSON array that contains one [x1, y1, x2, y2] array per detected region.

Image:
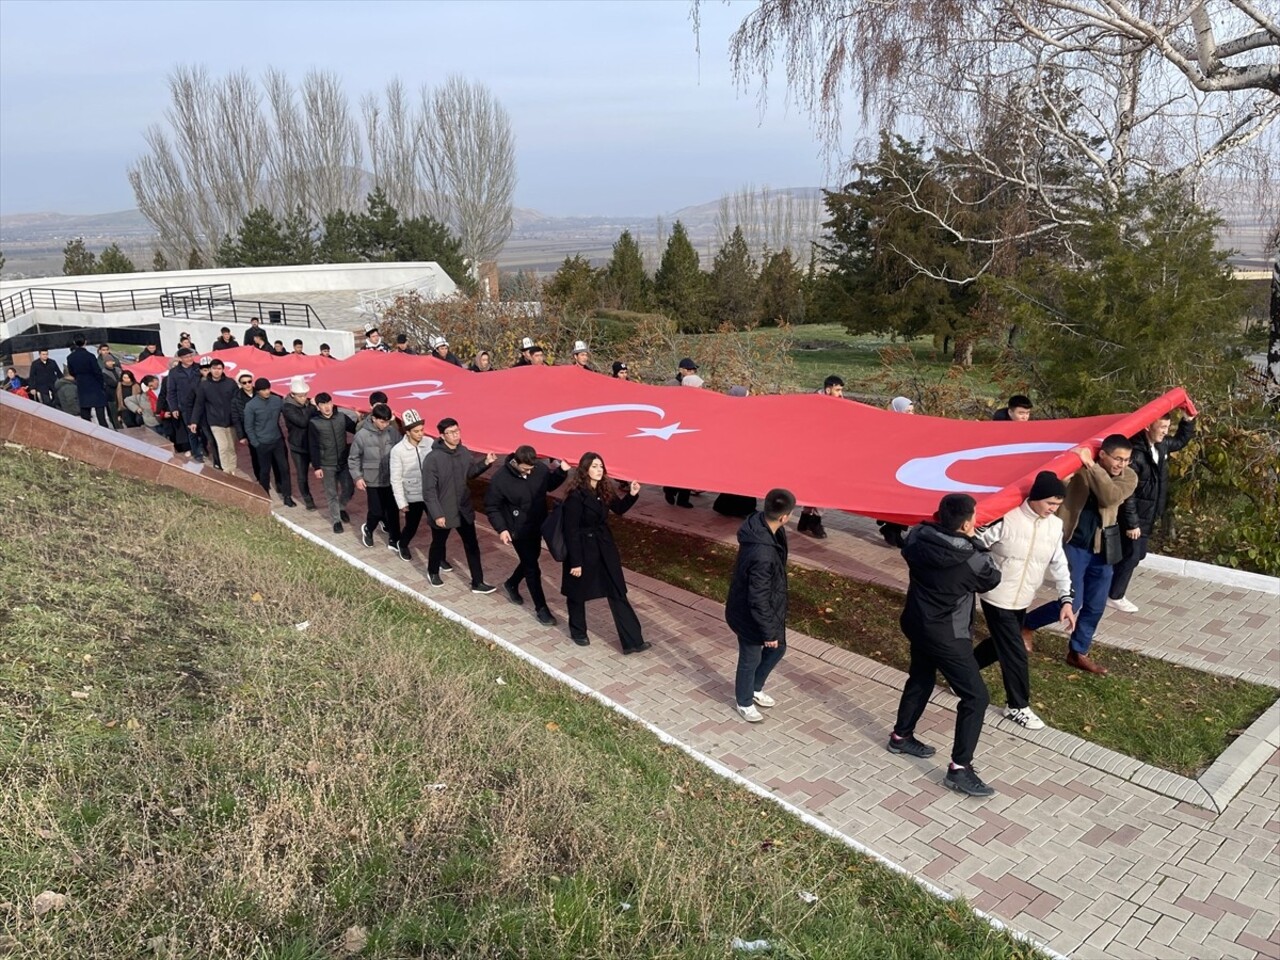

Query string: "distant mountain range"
[[0, 183, 1270, 277]]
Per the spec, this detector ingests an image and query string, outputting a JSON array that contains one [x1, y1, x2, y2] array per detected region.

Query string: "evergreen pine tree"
[[545, 255, 601, 317], [318, 210, 361, 263], [96, 243, 137, 274], [358, 188, 403, 261], [709, 225, 757, 329], [654, 220, 706, 331], [62, 237, 97, 276], [757, 248, 805, 325], [281, 206, 318, 265], [603, 230, 652, 311], [152, 250, 170, 272]]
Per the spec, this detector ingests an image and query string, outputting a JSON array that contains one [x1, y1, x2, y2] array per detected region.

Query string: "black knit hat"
[[1028, 470, 1067, 501]]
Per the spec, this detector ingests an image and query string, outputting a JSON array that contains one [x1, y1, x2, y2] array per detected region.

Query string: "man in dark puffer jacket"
[[308, 392, 356, 532], [889, 493, 1003, 799], [725, 489, 795, 724], [485, 445, 570, 625]]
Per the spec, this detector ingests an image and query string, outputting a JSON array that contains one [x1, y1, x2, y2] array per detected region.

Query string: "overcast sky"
[[0, 0, 834, 217]]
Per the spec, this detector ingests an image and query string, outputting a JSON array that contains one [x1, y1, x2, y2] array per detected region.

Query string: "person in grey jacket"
[[308, 392, 356, 532], [242, 378, 294, 505], [422, 417, 497, 591], [54, 371, 79, 416], [348, 403, 400, 550]]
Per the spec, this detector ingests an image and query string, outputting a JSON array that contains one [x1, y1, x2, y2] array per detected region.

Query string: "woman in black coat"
[[560, 452, 648, 653]]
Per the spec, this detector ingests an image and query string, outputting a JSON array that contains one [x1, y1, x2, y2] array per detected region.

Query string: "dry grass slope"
[[0, 448, 1040, 959]]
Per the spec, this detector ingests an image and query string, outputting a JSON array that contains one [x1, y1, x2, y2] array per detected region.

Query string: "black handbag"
[[1101, 524, 1124, 565], [542, 503, 567, 562]]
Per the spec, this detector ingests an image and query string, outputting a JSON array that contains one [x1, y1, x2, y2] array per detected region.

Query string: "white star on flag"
[[629, 421, 698, 440]]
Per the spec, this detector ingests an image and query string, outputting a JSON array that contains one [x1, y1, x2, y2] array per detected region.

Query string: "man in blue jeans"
[[1022, 436, 1137, 675], [725, 488, 795, 722]]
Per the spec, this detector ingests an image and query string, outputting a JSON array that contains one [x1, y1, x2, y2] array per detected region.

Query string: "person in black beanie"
[[972, 471, 1077, 731]]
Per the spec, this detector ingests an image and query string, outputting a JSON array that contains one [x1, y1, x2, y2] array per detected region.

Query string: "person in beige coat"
[[974, 471, 1077, 730], [1022, 437, 1138, 676]]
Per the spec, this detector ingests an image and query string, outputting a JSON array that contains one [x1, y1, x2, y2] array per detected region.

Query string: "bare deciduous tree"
[[714, 184, 823, 259], [131, 68, 518, 272], [422, 75, 517, 270]]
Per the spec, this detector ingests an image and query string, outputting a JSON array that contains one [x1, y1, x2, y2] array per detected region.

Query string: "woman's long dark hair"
[[566, 451, 616, 505]]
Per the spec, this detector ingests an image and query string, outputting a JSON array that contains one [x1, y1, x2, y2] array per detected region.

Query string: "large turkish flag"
[[132, 348, 1194, 524]]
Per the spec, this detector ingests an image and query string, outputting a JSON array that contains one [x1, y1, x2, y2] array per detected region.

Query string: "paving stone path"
[[274, 479, 1280, 960]]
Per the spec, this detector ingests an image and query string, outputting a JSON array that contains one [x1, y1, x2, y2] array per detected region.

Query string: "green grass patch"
[[0, 448, 1039, 959], [610, 515, 1276, 778]]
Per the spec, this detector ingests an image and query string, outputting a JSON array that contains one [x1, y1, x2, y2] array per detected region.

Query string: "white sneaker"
[[1004, 706, 1045, 730], [1107, 597, 1139, 613], [736, 704, 764, 723], [752, 691, 776, 708]]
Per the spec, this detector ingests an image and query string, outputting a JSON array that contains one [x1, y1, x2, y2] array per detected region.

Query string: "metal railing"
[[159, 291, 326, 329], [0, 284, 231, 323]]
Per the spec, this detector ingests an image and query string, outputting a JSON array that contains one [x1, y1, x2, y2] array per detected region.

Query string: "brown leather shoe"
[[1021, 628, 1035, 653], [1066, 650, 1108, 675]]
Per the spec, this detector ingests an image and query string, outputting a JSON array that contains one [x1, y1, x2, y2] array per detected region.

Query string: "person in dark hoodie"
[[421, 417, 498, 591], [888, 493, 1003, 798], [308, 392, 356, 533], [242, 378, 294, 506], [484, 445, 570, 625], [231, 369, 261, 478], [192, 358, 240, 475], [725, 488, 795, 723]]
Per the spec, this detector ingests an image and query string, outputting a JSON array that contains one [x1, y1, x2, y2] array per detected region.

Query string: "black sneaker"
[[570, 632, 590, 646], [945, 766, 996, 798], [471, 582, 497, 595], [283, 498, 297, 508], [535, 607, 556, 626], [361, 524, 374, 548], [623, 641, 653, 655], [427, 572, 444, 587], [304, 500, 317, 511], [397, 542, 411, 562], [332, 521, 343, 534], [439, 559, 453, 572], [339, 509, 350, 523], [887, 735, 936, 759], [808, 519, 828, 539], [502, 583, 524, 605]]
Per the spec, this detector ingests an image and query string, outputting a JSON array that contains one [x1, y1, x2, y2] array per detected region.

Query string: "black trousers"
[[80, 405, 110, 428], [289, 449, 313, 503], [365, 485, 400, 543], [735, 636, 786, 706], [893, 632, 989, 767], [974, 601, 1031, 709], [253, 439, 290, 498], [429, 517, 484, 585], [1109, 533, 1148, 600], [662, 486, 691, 506], [568, 594, 644, 651], [400, 502, 427, 547], [506, 533, 548, 609]]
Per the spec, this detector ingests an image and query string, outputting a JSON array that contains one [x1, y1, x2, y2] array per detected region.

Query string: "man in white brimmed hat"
[[569, 340, 595, 371], [282, 375, 318, 509]]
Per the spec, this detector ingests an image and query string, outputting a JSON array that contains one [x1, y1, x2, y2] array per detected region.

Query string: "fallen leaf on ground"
[[250, 592, 263, 603], [32, 891, 66, 916], [341, 925, 368, 954], [545, 722, 560, 732]]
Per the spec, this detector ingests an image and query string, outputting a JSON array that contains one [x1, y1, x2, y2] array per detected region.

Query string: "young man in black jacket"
[[192, 358, 240, 475], [1108, 410, 1196, 613], [889, 493, 1003, 798], [725, 488, 795, 723], [484, 445, 570, 625], [308, 392, 356, 533]]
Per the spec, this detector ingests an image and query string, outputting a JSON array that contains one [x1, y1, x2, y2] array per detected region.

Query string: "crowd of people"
[[9, 326, 1195, 800]]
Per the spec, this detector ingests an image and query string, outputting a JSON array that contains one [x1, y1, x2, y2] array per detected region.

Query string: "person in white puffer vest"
[[973, 471, 1077, 731]]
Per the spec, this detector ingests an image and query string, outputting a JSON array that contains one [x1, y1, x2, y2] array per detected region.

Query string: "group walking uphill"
[[13, 331, 1198, 804]]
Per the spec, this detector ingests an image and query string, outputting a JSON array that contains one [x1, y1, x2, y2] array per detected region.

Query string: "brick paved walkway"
[[276, 484, 1280, 960]]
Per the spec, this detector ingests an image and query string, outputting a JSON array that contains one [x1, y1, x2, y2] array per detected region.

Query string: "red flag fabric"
[[132, 348, 1193, 524]]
